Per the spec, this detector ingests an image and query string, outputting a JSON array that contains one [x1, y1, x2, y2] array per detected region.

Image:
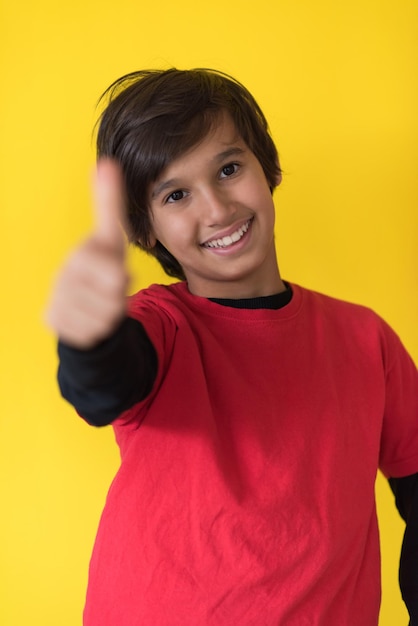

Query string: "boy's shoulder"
[[297, 283, 393, 331], [299, 284, 409, 362], [127, 281, 187, 310], [126, 281, 195, 328], [300, 284, 378, 317]]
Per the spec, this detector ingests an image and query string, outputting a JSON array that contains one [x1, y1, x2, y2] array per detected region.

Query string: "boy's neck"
[[186, 251, 286, 300], [189, 279, 286, 300], [187, 276, 287, 300]]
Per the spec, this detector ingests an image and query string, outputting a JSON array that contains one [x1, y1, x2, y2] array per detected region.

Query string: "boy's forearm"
[[388, 473, 418, 624], [57, 316, 158, 426]]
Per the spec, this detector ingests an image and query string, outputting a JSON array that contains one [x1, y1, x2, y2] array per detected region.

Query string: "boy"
[[47, 69, 418, 625]]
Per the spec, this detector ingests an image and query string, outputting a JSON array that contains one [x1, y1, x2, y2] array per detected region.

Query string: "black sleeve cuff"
[[57, 316, 158, 426], [389, 473, 418, 624]]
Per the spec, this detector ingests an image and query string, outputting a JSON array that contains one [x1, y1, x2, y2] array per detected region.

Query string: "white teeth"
[[204, 219, 251, 249]]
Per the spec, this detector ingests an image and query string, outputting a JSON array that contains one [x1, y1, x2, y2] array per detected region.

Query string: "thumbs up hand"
[[46, 160, 130, 349]]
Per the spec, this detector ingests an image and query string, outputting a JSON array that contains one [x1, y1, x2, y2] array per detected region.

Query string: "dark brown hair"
[[96, 68, 281, 280]]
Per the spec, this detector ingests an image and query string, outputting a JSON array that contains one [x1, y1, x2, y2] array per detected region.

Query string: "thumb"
[[93, 158, 128, 254]]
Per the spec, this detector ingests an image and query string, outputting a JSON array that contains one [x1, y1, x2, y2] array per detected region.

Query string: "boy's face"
[[148, 112, 283, 299]]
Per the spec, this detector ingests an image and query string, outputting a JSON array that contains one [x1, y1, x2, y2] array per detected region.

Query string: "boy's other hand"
[[46, 159, 130, 349]]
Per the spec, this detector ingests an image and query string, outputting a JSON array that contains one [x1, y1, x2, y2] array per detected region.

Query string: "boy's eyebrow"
[[213, 146, 246, 162], [151, 146, 246, 199]]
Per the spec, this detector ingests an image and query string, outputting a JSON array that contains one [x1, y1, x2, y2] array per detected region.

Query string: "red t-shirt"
[[83, 283, 418, 626]]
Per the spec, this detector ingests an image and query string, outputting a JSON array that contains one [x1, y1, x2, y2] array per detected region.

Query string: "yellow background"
[[1, 1, 417, 624]]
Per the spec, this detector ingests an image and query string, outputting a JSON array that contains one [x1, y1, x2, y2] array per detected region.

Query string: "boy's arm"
[[46, 160, 158, 424], [57, 316, 158, 426], [388, 474, 418, 625]]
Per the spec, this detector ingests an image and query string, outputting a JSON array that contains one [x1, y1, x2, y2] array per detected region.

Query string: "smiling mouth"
[[202, 218, 253, 249]]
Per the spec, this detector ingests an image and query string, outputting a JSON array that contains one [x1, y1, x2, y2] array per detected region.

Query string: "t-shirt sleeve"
[[379, 321, 418, 478], [57, 316, 158, 426]]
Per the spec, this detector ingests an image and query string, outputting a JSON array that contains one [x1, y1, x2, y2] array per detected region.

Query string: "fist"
[[46, 160, 130, 349]]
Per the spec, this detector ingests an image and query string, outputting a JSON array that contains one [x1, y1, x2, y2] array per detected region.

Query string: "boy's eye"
[[220, 163, 239, 178], [166, 190, 186, 203]]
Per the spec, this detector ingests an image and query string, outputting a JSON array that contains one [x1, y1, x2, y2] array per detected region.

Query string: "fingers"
[[45, 158, 131, 349], [46, 239, 129, 348], [93, 158, 128, 255]]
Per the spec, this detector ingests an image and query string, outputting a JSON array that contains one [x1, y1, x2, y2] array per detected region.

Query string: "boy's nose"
[[201, 188, 236, 225]]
